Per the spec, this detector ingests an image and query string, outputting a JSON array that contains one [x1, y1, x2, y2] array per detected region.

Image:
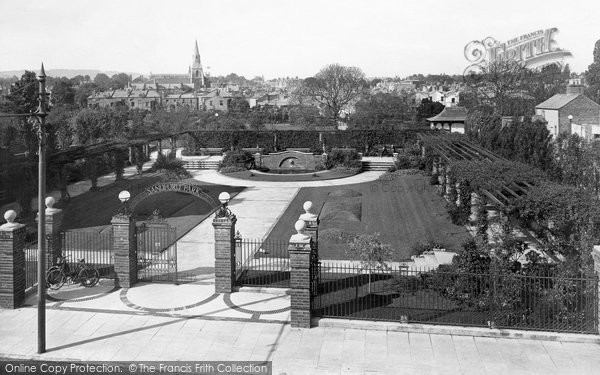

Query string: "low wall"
[[258, 150, 322, 170]]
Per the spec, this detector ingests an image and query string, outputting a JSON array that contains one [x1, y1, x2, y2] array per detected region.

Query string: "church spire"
[[191, 39, 205, 89], [194, 39, 200, 59]]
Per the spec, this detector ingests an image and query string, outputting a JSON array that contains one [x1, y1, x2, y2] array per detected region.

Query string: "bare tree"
[[294, 64, 367, 123]]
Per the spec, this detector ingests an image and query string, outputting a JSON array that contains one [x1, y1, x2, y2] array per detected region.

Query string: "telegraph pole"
[[36, 63, 48, 354]]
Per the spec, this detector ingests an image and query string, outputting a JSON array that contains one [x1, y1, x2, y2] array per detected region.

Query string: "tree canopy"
[[294, 64, 367, 122]]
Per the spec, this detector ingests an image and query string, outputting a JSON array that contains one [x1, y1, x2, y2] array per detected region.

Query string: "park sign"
[[464, 27, 573, 74]]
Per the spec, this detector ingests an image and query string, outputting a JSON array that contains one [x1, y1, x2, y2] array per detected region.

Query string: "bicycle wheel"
[[46, 268, 65, 290], [79, 267, 99, 287]]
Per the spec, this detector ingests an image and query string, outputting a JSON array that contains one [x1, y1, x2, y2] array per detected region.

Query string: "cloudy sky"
[[1, 0, 599, 79]]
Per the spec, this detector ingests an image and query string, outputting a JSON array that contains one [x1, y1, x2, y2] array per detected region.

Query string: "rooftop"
[[536, 93, 583, 110], [427, 106, 468, 122]]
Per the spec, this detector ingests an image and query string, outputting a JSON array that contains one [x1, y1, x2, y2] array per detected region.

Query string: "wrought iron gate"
[[136, 221, 178, 283]]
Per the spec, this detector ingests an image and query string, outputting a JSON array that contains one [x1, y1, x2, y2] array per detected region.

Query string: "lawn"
[[56, 172, 245, 240], [263, 173, 470, 260], [221, 169, 359, 182]]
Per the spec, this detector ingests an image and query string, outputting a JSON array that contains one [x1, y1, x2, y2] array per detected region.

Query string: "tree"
[[294, 64, 367, 123], [93, 73, 111, 91], [416, 98, 444, 125], [350, 92, 415, 129], [585, 39, 600, 103], [462, 59, 532, 116], [229, 97, 250, 115], [46, 105, 75, 151], [74, 82, 97, 108], [50, 78, 76, 107], [0, 71, 40, 156], [346, 233, 393, 293], [110, 73, 130, 90]]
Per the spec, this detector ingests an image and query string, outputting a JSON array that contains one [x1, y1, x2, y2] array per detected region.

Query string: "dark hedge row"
[[183, 129, 431, 155]]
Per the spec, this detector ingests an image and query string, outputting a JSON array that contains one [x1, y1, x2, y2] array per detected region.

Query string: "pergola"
[[419, 134, 535, 209]]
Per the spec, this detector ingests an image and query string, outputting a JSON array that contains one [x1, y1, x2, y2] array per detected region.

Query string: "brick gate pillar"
[[0, 210, 26, 308], [212, 196, 237, 294], [289, 220, 315, 328], [111, 211, 137, 288], [592, 246, 600, 333], [38, 197, 63, 267]]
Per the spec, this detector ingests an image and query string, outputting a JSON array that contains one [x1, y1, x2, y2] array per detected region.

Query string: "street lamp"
[[34, 64, 48, 354], [215, 112, 219, 127], [568, 114, 573, 134]]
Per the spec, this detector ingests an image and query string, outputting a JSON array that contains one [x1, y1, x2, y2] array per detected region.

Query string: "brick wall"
[[0, 225, 26, 308], [559, 96, 600, 134]]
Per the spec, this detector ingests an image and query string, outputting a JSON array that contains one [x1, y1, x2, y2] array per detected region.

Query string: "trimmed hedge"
[[184, 129, 431, 155]]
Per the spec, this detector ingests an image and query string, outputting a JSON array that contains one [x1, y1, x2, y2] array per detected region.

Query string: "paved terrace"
[[0, 281, 599, 374]]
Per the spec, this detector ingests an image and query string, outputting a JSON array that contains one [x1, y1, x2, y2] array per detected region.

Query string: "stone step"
[[183, 161, 220, 170]]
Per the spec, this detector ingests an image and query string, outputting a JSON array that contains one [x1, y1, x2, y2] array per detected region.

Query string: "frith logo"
[[464, 27, 573, 74]]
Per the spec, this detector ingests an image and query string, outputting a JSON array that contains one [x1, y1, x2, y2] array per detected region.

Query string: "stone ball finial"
[[290, 219, 311, 243], [295, 219, 306, 234], [4, 210, 16, 224], [45, 196, 55, 209], [299, 201, 318, 222]]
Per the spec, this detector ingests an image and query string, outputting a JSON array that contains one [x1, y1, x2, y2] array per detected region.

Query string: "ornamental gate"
[[136, 212, 178, 283]]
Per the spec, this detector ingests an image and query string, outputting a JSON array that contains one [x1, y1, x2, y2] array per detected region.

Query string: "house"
[[163, 93, 199, 110], [427, 106, 468, 134], [200, 89, 232, 112], [535, 92, 600, 137]]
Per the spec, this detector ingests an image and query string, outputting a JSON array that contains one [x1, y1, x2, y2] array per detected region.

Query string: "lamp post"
[[35, 64, 48, 354], [568, 114, 573, 134], [215, 112, 219, 127]]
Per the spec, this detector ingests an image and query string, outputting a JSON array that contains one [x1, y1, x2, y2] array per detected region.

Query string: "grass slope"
[[264, 174, 470, 260], [57, 172, 244, 240]]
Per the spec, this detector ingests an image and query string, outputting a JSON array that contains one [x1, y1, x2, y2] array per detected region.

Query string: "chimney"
[[566, 83, 584, 95]]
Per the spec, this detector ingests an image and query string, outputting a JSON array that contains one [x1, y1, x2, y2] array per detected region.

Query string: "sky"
[[1, 0, 599, 79]]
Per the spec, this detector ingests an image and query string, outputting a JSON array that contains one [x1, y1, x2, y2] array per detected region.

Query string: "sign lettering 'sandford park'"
[[464, 27, 573, 73]]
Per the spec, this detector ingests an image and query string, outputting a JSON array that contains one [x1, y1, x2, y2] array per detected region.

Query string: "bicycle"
[[46, 255, 100, 290]]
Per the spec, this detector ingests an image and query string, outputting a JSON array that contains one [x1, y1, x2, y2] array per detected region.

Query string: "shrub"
[[220, 149, 254, 170], [220, 165, 247, 173], [314, 161, 326, 171], [446, 201, 469, 225], [326, 149, 361, 169], [151, 153, 191, 180], [332, 166, 361, 175], [395, 151, 426, 170], [410, 239, 446, 257]]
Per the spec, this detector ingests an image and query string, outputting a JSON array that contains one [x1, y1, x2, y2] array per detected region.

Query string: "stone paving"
[[2, 280, 600, 374]]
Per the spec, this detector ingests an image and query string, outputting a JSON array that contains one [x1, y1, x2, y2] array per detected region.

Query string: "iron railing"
[[23, 237, 38, 290], [236, 238, 290, 288], [61, 229, 114, 278], [313, 263, 599, 334]]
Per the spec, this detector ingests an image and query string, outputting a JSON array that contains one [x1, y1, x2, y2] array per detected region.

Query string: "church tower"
[[190, 40, 205, 89]]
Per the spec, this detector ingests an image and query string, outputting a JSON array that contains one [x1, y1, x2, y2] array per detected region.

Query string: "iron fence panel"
[[313, 263, 598, 334], [236, 239, 290, 288]]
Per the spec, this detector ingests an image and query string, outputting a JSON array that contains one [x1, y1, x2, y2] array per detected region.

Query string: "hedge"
[[183, 129, 432, 155]]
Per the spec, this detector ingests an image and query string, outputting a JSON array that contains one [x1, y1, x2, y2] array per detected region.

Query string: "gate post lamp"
[[116, 190, 132, 216], [216, 191, 233, 218]]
